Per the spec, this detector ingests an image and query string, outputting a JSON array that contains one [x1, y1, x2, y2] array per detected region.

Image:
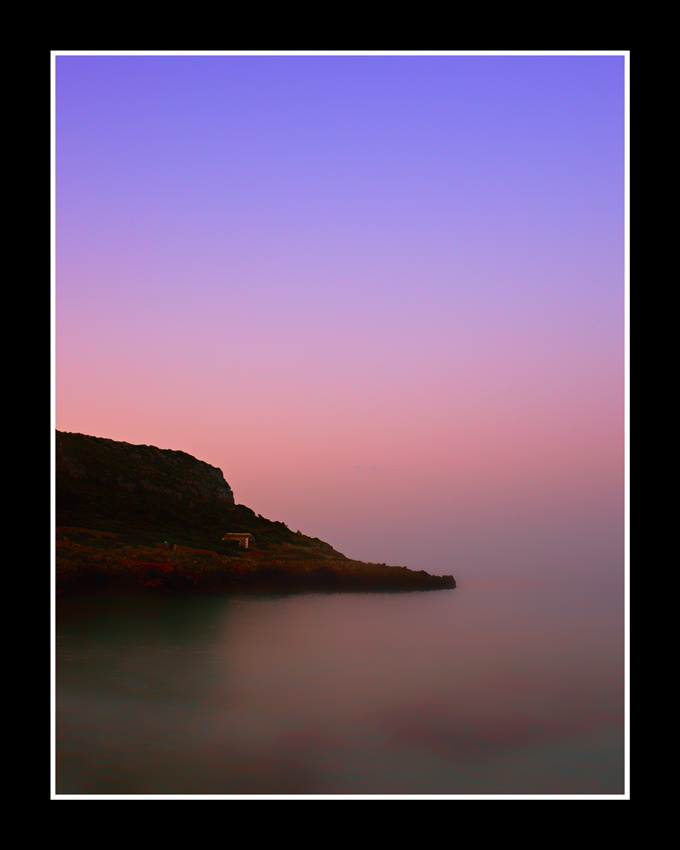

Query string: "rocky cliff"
[[56, 431, 234, 535], [55, 431, 457, 595]]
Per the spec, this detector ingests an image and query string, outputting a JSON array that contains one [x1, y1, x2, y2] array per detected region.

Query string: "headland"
[[55, 431, 456, 595]]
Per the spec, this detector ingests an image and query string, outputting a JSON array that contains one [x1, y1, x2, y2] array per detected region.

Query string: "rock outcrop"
[[55, 431, 457, 595], [56, 431, 234, 534]]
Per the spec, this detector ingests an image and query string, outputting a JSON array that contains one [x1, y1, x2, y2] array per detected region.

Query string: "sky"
[[53, 52, 627, 584]]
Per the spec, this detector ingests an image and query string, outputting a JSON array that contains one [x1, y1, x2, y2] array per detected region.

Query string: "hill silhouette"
[[55, 431, 456, 594]]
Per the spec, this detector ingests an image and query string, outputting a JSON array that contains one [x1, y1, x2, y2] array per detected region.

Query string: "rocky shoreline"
[[55, 432, 457, 596], [55, 527, 456, 596]]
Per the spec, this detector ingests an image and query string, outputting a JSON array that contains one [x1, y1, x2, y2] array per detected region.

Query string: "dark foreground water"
[[55, 577, 625, 796]]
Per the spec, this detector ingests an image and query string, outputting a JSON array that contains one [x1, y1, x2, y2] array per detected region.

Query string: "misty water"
[[55, 577, 625, 795]]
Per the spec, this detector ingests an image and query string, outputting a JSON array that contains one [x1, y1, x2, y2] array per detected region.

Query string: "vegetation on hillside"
[[55, 432, 456, 595]]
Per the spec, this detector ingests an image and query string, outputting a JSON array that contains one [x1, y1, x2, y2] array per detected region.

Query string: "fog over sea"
[[56, 569, 624, 796]]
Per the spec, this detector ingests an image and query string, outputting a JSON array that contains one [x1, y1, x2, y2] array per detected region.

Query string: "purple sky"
[[54, 53, 626, 583]]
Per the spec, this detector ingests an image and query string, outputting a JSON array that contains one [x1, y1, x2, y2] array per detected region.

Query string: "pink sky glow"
[[54, 53, 626, 583]]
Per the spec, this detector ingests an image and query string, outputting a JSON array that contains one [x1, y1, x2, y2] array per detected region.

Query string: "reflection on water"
[[55, 580, 624, 795]]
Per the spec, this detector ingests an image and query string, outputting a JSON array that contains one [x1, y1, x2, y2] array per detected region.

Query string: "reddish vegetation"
[[55, 434, 456, 595], [55, 527, 456, 596]]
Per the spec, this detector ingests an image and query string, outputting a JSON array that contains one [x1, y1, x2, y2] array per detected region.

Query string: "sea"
[[54, 575, 625, 796]]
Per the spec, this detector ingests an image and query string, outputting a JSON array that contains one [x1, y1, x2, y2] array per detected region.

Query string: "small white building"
[[222, 533, 255, 549]]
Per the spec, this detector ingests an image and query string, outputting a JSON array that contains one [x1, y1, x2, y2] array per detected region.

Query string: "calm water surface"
[[55, 578, 625, 795]]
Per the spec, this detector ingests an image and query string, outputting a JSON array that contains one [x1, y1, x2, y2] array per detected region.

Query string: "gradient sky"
[[54, 53, 626, 582]]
